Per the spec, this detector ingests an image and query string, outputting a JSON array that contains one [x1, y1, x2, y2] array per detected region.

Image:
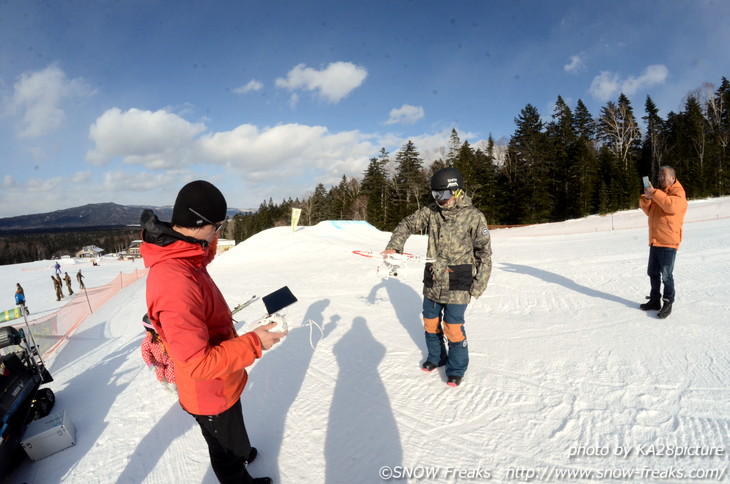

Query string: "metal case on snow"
[[20, 409, 76, 461]]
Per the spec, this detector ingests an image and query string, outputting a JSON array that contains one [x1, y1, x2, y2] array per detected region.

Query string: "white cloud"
[[84, 110, 380, 200], [101, 170, 181, 193], [589, 64, 669, 101], [275, 62, 368, 103], [195, 123, 375, 177], [385, 104, 425, 125], [3, 175, 14, 189], [24, 176, 64, 193], [10, 63, 94, 138], [564, 54, 585, 74], [622, 65, 669, 96], [589, 71, 621, 101], [233, 79, 263, 94], [86, 108, 206, 168], [71, 171, 93, 184]]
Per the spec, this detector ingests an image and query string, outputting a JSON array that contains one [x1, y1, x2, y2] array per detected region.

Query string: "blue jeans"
[[422, 298, 469, 377], [647, 246, 677, 303]]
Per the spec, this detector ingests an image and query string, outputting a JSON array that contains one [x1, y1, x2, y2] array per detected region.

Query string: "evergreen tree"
[[573, 99, 595, 140], [546, 95, 578, 220], [361, 148, 396, 229], [663, 110, 690, 191], [361, 157, 388, 229], [453, 139, 478, 195], [706, 77, 730, 195], [596, 146, 615, 213], [684, 94, 710, 197], [393, 140, 428, 221], [333, 175, 362, 220], [328, 178, 344, 220], [328, 176, 361, 220], [640, 96, 667, 183], [446, 128, 461, 166], [310, 183, 329, 224], [506, 104, 552, 223], [471, 142, 498, 223], [573, 99, 600, 216]]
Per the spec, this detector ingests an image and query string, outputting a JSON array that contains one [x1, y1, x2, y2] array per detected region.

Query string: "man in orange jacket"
[[638, 166, 687, 319], [141, 180, 285, 484]]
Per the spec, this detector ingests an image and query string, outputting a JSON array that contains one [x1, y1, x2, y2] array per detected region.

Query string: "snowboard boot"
[[422, 361, 443, 372], [242, 466, 271, 484], [657, 299, 673, 319], [423, 328, 447, 372], [447, 376, 463, 387], [639, 297, 661, 310], [245, 476, 272, 484], [422, 361, 437, 372]]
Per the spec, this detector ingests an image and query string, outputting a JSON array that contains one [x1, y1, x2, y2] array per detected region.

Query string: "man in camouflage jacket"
[[383, 167, 492, 386]]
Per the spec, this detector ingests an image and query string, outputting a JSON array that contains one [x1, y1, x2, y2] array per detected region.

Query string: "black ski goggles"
[[432, 189, 453, 201], [432, 188, 462, 201]]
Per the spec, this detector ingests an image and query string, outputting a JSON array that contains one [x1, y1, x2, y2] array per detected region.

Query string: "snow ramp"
[[218, 220, 390, 262]]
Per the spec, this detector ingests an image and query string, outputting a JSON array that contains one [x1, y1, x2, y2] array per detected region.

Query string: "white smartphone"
[[642, 176, 650, 188]]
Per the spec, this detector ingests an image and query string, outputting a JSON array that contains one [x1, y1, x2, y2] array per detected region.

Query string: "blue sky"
[[1, 0, 728, 218]]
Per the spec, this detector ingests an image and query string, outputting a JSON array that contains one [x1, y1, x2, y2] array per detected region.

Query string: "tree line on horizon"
[[228, 76, 729, 243], [0, 227, 139, 266]]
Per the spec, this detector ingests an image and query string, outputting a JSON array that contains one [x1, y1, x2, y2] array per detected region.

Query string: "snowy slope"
[[4, 198, 730, 484]]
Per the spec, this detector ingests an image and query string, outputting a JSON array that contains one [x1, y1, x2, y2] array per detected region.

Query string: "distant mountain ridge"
[[0, 203, 247, 231]]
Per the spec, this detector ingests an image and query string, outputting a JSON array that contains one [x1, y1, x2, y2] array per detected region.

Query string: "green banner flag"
[[2, 307, 22, 322]]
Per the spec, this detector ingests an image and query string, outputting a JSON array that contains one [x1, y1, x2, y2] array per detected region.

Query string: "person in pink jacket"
[[638, 166, 687, 319], [140, 314, 176, 386]]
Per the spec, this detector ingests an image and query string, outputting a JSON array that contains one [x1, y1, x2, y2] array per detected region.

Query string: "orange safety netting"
[[14, 269, 148, 357]]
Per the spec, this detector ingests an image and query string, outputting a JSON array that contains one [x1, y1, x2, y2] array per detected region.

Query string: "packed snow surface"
[[4, 197, 730, 483]]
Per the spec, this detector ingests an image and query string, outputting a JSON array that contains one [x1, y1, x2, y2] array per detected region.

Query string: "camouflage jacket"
[[386, 194, 492, 304]]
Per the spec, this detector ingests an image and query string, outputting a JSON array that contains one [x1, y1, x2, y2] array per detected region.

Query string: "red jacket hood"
[[140, 236, 217, 270], [139, 208, 217, 268]]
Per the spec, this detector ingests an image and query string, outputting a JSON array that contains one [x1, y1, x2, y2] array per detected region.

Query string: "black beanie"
[[171, 180, 227, 228]]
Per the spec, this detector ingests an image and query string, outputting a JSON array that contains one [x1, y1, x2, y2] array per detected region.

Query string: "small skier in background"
[[55, 274, 65, 297], [76, 270, 85, 289], [63, 272, 74, 295], [140, 314, 176, 391], [52, 275, 63, 301], [15, 283, 30, 315]]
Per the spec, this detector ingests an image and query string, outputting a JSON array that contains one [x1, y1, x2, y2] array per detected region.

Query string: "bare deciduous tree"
[[597, 95, 641, 170]]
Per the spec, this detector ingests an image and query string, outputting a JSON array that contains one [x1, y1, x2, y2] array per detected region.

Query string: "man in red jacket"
[[639, 166, 687, 319], [141, 180, 285, 484]]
